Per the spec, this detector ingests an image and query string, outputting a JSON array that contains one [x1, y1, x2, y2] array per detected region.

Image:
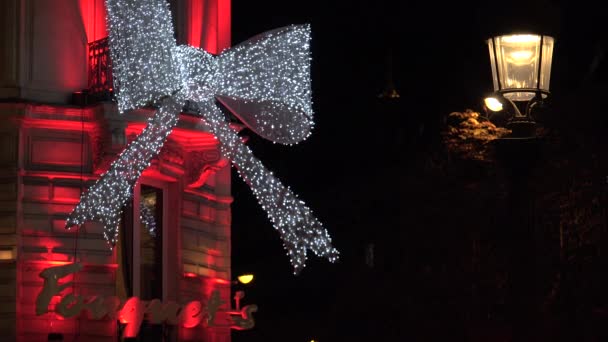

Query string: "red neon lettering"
[[36, 263, 83, 315], [180, 301, 202, 328], [35, 263, 253, 335], [118, 297, 145, 338], [145, 299, 182, 325], [56, 293, 84, 318]]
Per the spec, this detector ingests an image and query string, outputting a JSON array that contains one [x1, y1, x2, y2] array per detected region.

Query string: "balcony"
[[86, 37, 114, 103]]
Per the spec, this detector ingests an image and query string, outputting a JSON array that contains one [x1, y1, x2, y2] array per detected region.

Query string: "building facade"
[[0, 0, 237, 340]]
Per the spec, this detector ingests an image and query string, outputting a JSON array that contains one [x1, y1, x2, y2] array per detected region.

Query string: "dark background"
[[228, 0, 608, 341]]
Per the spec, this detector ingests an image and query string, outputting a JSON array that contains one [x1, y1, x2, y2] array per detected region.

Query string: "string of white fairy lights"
[[140, 202, 157, 237], [66, 0, 338, 274]]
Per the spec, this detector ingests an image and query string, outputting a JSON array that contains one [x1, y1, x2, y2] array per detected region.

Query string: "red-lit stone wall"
[[0, 1, 234, 340], [182, 0, 231, 54], [0, 0, 231, 102], [0, 102, 235, 341]]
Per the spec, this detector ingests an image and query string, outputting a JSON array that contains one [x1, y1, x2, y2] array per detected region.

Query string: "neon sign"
[[35, 263, 256, 338]]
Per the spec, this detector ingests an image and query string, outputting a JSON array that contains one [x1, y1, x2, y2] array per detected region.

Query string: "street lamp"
[[483, 33, 557, 339], [233, 273, 254, 310], [484, 34, 555, 137], [237, 274, 254, 285]]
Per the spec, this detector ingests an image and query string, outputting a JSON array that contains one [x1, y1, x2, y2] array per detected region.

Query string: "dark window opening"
[[140, 185, 163, 300]]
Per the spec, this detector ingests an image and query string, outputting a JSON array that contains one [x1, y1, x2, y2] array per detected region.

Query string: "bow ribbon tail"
[[65, 94, 185, 245], [199, 102, 339, 274]]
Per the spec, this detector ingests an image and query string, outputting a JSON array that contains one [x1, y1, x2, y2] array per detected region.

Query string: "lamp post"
[[237, 274, 254, 285], [233, 273, 254, 310], [484, 34, 554, 138], [484, 33, 555, 341]]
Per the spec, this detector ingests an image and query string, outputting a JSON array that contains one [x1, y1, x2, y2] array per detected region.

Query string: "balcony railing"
[[88, 37, 114, 101], [84, 37, 236, 117]]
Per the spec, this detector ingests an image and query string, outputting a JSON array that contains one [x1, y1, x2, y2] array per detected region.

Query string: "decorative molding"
[[159, 140, 185, 166], [25, 129, 91, 173], [23, 0, 87, 97], [157, 139, 228, 189], [184, 188, 233, 206]]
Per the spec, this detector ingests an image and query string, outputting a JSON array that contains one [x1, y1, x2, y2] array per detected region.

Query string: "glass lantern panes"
[[487, 34, 554, 101]]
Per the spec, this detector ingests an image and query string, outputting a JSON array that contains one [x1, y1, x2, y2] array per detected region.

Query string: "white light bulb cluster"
[[66, 0, 338, 273], [140, 202, 157, 237], [67, 95, 183, 245], [204, 103, 338, 273]]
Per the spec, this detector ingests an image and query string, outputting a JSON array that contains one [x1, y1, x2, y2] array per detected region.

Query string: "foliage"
[[442, 110, 511, 162]]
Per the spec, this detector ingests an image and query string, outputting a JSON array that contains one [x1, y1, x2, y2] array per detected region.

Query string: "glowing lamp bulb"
[[501, 34, 539, 44], [509, 50, 534, 65], [237, 274, 254, 284], [484, 97, 503, 112]]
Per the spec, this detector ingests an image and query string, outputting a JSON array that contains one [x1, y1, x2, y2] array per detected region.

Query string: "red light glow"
[[186, 0, 231, 54], [78, 0, 108, 43], [213, 278, 231, 285], [179, 301, 203, 328], [23, 171, 95, 180], [187, 0, 204, 49], [118, 297, 145, 338], [216, 0, 231, 53], [22, 118, 98, 132], [125, 120, 217, 147], [185, 188, 233, 204]]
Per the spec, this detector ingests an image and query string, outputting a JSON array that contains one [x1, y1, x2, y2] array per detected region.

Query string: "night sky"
[[227, 0, 607, 341]]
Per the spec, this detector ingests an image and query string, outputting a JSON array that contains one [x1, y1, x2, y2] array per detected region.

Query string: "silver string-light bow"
[[66, 0, 338, 273]]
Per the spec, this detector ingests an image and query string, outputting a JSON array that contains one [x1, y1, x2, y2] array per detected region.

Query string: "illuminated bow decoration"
[[65, 0, 338, 273]]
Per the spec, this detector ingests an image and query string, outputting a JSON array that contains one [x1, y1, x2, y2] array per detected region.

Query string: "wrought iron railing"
[[88, 37, 114, 101], [85, 37, 236, 117]]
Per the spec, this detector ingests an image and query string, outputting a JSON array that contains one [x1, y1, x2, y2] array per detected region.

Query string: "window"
[[116, 180, 176, 341], [140, 185, 163, 300]]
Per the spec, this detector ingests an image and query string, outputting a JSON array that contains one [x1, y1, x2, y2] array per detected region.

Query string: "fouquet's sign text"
[[35, 263, 256, 338]]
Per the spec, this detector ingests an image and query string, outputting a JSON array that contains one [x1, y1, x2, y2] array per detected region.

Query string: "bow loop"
[[105, 0, 182, 113], [210, 25, 314, 144]]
